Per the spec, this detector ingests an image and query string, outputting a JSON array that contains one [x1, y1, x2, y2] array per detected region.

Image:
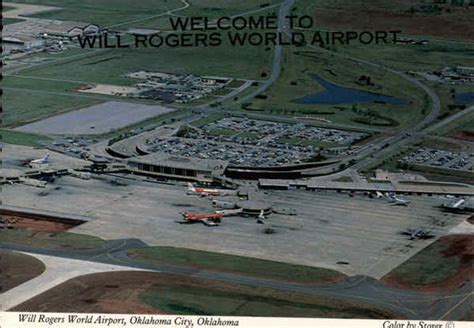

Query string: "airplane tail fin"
[[187, 182, 195, 191]]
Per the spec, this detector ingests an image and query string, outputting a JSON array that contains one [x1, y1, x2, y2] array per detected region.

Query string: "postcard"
[[1, 1, 473, 327]]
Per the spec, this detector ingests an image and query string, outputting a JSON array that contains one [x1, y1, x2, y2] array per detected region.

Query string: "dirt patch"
[[311, 1, 473, 41], [0, 209, 84, 233], [76, 84, 140, 97], [0, 250, 45, 293], [12, 271, 164, 314], [461, 309, 474, 321], [441, 234, 474, 264], [451, 131, 474, 142], [467, 216, 474, 224], [383, 234, 473, 292], [95, 293, 165, 315], [1, 215, 76, 233], [12, 271, 396, 318]]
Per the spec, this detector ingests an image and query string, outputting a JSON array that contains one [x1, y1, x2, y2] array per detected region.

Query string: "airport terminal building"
[[127, 154, 227, 183]]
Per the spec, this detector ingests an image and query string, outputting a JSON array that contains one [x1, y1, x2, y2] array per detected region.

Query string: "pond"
[[294, 74, 410, 105], [455, 92, 474, 105]]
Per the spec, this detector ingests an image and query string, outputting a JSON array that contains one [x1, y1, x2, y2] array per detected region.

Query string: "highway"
[[1, 240, 471, 320], [238, 0, 295, 104]]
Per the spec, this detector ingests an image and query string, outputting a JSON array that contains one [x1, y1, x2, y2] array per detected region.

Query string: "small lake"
[[455, 92, 474, 105], [294, 74, 410, 105]]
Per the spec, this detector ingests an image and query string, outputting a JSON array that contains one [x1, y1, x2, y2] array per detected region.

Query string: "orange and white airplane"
[[179, 211, 224, 226], [186, 183, 237, 197], [179, 208, 243, 226]]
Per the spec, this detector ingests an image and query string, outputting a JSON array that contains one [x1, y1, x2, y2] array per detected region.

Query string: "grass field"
[[277, 137, 338, 149], [11, 0, 280, 30], [20, 37, 273, 82], [2, 17, 25, 25], [3, 29, 272, 127], [414, 137, 469, 153], [10, 0, 182, 27], [0, 129, 51, 147], [294, 0, 473, 41], [245, 47, 428, 131], [2, 87, 101, 127], [12, 271, 396, 318], [0, 251, 46, 293], [139, 276, 393, 318], [182, 0, 280, 17], [431, 83, 473, 120], [383, 234, 472, 289], [0, 228, 106, 249], [128, 246, 346, 284], [332, 176, 353, 183], [122, 0, 281, 30], [190, 113, 227, 127], [331, 41, 473, 73], [435, 110, 474, 138]]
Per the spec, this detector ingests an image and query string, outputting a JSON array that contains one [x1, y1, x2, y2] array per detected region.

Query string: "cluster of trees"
[[350, 104, 399, 127]]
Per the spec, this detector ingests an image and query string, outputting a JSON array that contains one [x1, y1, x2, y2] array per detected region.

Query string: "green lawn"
[[11, 0, 280, 30], [277, 136, 338, 149], [246, 47, 429, 131], [20, 36, 272, 83], [0, 228, 106, 250], [236, 131, 262, 139], [209, 128, 238, 137], [2, 17, 25, 25], [383, 235, 470, 286], [182, 0, 280, 18], [0, 129, 51, 147], [2, 87, 101, 127], [10, 0, 182, 27], [332, 176, 353, 183], [435, 110, 474, 137], [128, 246, 345, 283], [2, 74, 173, 128], [119, 0, 281, 30], [139, 281, 393, 318], [414, 137, 468, 152], [190, 113, 226, 127]]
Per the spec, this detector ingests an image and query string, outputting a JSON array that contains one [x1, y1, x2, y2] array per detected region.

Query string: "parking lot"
[[198, 118, 369, 146], [401, 148, 472, 171], [140, 118, 369, 167], [144, 137, 318, 167]]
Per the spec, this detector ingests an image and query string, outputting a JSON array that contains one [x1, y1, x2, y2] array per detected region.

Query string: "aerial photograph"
[[1, 0, 473, 325]]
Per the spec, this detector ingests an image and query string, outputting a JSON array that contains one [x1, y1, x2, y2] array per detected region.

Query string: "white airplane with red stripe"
[[186, 183, 237, 197]]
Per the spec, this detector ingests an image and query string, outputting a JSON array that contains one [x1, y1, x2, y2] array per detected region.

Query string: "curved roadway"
[[1, 239, 471, 320]]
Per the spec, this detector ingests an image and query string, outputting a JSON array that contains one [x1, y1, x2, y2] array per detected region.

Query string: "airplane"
[[179, 208, 243, 226], [439, 198, 473, 214], [187, 183, 237, 197], [29, 154, 49, 166], [179, 211, 224, 226], [256, 210, 266, 224], [399, 228, 435, 240], [387, 194, 411, 206]]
